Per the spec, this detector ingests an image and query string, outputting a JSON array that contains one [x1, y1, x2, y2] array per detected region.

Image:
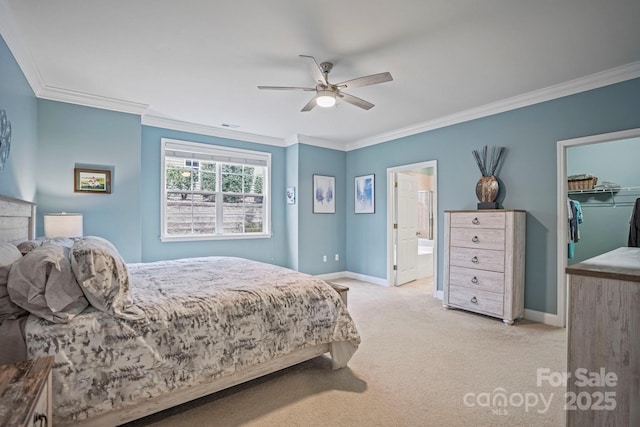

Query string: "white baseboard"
[[524, 308, 565, 328], [434, 290, 443, 300], [345, 271, 390, 286], [314, 271, 348, 281], [315, 271, 390, 286]]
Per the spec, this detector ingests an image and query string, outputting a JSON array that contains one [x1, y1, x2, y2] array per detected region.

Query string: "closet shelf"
[[568, 186, 640, 207], [568, 186, 640, 195]]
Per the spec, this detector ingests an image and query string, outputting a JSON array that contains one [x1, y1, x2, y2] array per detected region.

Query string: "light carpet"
[[124, 278, 567, 427]]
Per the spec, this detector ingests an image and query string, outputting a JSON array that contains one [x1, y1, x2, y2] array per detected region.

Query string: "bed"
[[0, 195, 361, 426]]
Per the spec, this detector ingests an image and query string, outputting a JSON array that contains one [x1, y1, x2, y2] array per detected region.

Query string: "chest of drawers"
[[443, 210, 526, 325]]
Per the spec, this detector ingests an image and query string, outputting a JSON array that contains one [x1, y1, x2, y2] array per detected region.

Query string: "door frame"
[[387, 160, 438, 297], [556, 127, 640, 327]]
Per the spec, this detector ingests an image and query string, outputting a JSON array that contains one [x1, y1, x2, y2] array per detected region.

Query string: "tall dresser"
[[443, 210, 526, 325]]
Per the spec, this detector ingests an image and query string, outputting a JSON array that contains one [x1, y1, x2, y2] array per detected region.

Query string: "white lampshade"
[[44, 213, 83, 238], [316, 90, 336, 108]]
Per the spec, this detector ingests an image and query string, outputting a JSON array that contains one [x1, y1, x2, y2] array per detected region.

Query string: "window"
[[161, 138, 271, 241]]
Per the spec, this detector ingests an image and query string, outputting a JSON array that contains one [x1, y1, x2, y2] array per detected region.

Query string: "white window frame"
[[160, 138, 271, 242]]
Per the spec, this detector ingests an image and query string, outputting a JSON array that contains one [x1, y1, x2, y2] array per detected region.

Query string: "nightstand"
[[0, 356, 54, 427]]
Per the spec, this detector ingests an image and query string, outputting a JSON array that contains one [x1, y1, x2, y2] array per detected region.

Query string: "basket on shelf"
[[568, 176, 598, 191]]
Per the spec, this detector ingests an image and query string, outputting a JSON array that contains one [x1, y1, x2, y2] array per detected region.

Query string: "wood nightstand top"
[[0, 356, 54, 427]]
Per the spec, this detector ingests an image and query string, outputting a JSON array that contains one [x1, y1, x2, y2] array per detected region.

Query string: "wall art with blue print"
[[355, 174, 375, 214], [313, 175, 335, 214]]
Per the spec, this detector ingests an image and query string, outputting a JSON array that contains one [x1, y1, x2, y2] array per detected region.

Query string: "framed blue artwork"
[[355, 174, 375, 214]]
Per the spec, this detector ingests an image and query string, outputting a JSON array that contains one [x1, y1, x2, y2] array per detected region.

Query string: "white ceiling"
[[3, 0, 640, 149]]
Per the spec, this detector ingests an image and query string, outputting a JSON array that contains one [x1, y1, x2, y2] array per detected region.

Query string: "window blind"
[[164, 140, 269, 166]]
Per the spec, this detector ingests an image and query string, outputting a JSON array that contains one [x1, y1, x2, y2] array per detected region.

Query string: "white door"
[[396, 173, 419, 286]]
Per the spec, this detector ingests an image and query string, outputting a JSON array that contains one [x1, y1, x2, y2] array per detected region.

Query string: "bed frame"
[[0, 194, 353, 426], [0, 194, 36, 244]]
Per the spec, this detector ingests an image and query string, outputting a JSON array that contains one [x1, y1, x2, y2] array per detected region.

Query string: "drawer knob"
[[471, 276, 478, 284], [471, 236, 479, 243], [472, 217, 480, 225], [471, 256, 479, 264], [471, 296, 478, 304]]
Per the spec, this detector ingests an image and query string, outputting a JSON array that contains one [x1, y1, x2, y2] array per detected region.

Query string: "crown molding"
[[0, 2, 148, 116], [285, 134, 347, 151], [38, 85, 148, 115], [142, 115, 286, 147], [347, 61, 640, 151]]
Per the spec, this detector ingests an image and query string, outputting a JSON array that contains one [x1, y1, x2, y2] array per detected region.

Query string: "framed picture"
[[74, 168, 111, 194], [313, 175, 335, 214], [286, 187, 296, 204], [355, 174, 375, 214]]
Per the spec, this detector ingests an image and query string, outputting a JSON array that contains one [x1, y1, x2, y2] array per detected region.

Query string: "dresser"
[[565, 248, 639, 427], [0, 356, 54, 427], [443, 210, 526, 325]]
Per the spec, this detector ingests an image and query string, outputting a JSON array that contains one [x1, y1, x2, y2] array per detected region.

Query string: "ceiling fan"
[[258, 55, 393, 112]]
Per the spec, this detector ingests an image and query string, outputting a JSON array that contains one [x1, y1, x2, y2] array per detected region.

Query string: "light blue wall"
[[0, 35, 38, 201], [297, 144, 347, 274], [567, 137, 640, 263], [346, 78, 640, 314], [36, 100, 142, 261], [285, 144, 299, 270], [140, 126, 288, 266]]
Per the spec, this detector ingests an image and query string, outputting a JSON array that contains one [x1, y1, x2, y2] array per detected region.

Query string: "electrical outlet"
[[323, 255, 327, 262], [335, 254, 339, 261]]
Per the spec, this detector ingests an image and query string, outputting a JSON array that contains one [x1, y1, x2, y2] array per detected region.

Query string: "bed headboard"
[[0, 194, 36, 244]]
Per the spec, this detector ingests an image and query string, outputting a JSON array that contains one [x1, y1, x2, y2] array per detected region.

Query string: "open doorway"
[[387, 160, 438, 297], [556, 128, 640, 327]]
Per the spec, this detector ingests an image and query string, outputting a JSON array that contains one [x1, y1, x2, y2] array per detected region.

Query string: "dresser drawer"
[[450, 227, 505, 250], [450, 212, 505, 229], [449, 247, 505, 272], [448, 285, 504, 317], [449, 266, 505, 293]]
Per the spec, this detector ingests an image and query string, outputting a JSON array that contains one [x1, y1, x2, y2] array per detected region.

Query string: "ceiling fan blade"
[[257, 86, 315, 91], [299, 55, 327, 86], [337, 92, 374, 110], [301, 97, 317, 112], [336, 72, 393, 89]]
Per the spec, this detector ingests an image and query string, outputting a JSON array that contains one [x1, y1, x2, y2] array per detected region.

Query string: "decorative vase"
[[476, 175, 499, 208]]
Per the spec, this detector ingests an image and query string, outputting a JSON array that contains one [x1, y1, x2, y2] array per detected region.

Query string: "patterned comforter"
[[25, 257, 360, 423]]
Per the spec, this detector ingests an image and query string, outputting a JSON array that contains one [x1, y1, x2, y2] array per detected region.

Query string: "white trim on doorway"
[[556, 127, 640, 327], [386, 160, 439, 297]]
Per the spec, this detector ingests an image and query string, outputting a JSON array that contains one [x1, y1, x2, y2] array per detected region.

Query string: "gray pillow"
[[0, 243, 27, 323], [8, 244, 89, 323], [16, 238, 44, 254], [17, 237, 75, 255], [70, 236, 144, 321]]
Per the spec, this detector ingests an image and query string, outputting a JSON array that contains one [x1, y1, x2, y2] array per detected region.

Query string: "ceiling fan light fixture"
[[316, 90, 336, 108]]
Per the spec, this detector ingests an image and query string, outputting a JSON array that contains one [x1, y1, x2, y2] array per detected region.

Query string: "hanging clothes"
[[628, 198, 640, 247], [568, 199, 583, 258]]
